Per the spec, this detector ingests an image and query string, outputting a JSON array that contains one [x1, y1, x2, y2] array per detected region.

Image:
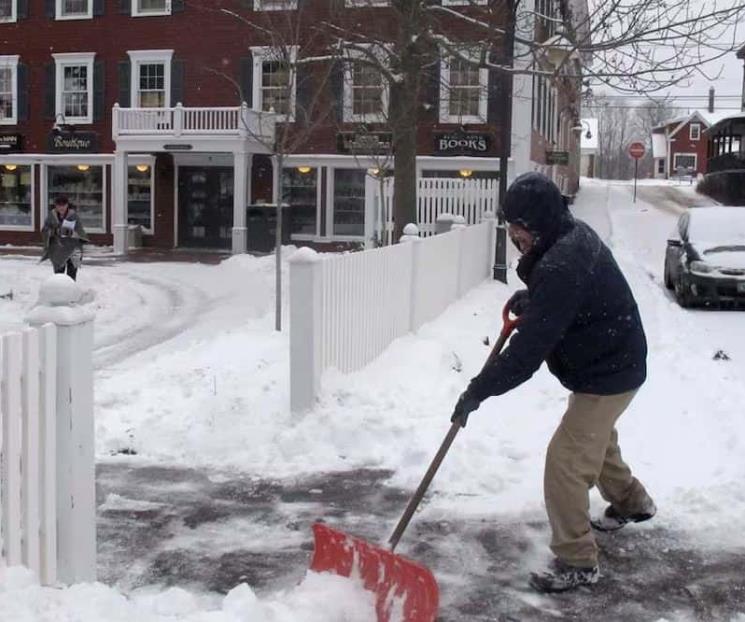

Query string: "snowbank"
[[0, 565, 376, 622]]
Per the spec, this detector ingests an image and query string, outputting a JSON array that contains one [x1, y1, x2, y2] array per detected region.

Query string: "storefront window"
[[333, 169, 365, 237], [128, 164, 153, 230], [282, 167, 317, 236], [47, 165, 104, 231], [0, 164, 32, 228]]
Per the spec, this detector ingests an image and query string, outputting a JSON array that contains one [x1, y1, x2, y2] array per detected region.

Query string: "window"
[[0, 164, 32, 229], [253, 0, 297, 9], [47, 164, 105, 231], [343, 53, 388, 123], [673, 154, 697, 172], [128, 50, 173, 108], [251, 46, 297, 121], [333, 169, 366, 237], [128, 162, 154, 232], [0, 0, 16, 22], [657, 159, 665, 174], [132, 0, 170, 16], [0, 55, 18, 125], [283, 167, 318, 236], [690, 123, 701, 141], [56, 0, 91, 19], [440, 51, 487, 124], [54, 53, 94, 124]]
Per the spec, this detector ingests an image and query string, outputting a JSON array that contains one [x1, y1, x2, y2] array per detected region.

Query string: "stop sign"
[[628, 142, 646, 159]]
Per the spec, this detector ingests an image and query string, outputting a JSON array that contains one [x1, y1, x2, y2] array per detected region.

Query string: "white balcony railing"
[[113, 103, 276, 144]]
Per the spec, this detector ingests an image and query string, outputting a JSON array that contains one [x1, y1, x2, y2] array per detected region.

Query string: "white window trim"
[[342, 48, 389, 124], [345, 0, 389, 6], [0, 162, 34, 232], [131, 0, 171, 17], [253, 0, 298, 10], [0, 55, 19, 125], [127, 49, 174, 108], [53, 52, 95, 125], [128, 156, 155, 235], [250, 45, 297, 123], [439, 50, 488, 125], [0, 0, 17, 22], [55, 0, 92, 20], [690, 123, 701, 141], [42, 161, 108, 234], [673, 153, 697, 171]]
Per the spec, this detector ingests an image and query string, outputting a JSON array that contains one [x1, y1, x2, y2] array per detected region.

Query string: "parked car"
[[664, 206, 745, 307]]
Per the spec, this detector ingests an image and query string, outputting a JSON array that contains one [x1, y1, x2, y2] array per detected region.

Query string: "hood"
[[501, 172, 574, 251], [699, 245, 745, 272]]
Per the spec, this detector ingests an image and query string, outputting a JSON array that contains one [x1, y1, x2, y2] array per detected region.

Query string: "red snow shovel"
[[311, 303, 520, 622]]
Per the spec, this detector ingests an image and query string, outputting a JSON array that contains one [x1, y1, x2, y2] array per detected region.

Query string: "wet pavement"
[[97, 463, 745, 621]]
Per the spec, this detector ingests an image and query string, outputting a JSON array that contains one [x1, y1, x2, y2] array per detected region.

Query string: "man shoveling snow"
[[451, 172, 656, 594]]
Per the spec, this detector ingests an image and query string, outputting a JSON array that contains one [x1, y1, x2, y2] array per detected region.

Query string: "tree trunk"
[[391, 107, 418, 241]]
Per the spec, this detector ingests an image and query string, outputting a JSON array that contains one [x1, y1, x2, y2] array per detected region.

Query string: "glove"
[[507, 289, 530, 317], [451, 390, 481, 428]]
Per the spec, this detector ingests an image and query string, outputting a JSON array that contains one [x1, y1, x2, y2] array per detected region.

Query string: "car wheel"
[[663, 263, 673, 290], [674, 277, 693, 308]]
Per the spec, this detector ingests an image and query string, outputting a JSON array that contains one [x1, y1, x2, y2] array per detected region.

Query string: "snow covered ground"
[[1, 179, 745, 621]]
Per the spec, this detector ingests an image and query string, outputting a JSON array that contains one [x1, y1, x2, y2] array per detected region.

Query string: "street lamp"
[[572, 120, 593, 140]]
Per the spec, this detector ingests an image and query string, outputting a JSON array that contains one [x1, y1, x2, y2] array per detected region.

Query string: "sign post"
[[628, 142, 646, 203]]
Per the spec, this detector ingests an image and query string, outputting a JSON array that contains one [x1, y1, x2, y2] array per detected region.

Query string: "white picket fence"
[[378, 178, 499, 243], [0, 325, 58, 584], [290, 219, 496, 412], [0, 276, 96, 586]]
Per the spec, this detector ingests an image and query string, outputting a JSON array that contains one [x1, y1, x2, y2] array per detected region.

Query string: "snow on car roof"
[[688, 206, 745, 243]]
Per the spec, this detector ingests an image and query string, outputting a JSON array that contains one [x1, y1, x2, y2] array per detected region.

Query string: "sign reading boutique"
[[434, 131, 492, 157], [47, 131, 98, 153], [0, 134, 23, 153]]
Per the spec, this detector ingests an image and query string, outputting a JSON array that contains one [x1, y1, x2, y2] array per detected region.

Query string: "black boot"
[[529, 558, 599, 593], [591, 501, 656, 533]]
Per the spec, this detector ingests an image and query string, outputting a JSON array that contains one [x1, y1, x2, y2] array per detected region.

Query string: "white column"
[[112, 150, 129, 255], [232, 151, 251, 254], [510, 0, 535, 182], [27, 275, 96, 585]]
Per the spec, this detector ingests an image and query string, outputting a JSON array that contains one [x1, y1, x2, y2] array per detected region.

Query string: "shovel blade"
[[310, 523, 439, 622]]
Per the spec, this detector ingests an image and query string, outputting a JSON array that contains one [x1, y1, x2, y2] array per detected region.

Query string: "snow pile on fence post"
[[289, 217, 496, 413]]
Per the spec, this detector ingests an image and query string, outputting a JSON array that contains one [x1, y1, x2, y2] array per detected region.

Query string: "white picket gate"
[[377, 177, 499, 243], [290, 218, 496, 412], [0, 275, 96, 586]]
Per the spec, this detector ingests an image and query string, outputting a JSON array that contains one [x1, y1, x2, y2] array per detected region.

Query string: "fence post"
[[400, 224, 422, 331], [482, 210, 497, 279], [435, 213, 455, 234], [289, 248, 321, 413], [27, 275, 96, 585], [452, 220, 468, 298]]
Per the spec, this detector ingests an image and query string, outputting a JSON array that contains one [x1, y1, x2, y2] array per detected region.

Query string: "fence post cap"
[[452, 215, 467, 225], [482, 210, 495, 220], [289, 246, 320, 264], [402, 223, 420, 236], [26, 275, 94, 327], [436, 213, 456, 223]]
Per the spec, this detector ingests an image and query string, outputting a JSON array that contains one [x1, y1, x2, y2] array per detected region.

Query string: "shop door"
[[178, 166, 234, 249]]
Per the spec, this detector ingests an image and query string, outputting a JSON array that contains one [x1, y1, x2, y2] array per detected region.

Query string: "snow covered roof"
[[580, 118, 598, 152], [652, 110, 734, 136], [652, 133, 667, 158], [706, 113, 745, 135]]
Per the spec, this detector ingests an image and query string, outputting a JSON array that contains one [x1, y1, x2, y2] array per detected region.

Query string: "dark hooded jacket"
[[467, 172, 647, 402]]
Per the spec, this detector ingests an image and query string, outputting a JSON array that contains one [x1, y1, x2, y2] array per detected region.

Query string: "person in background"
[[41, 195, 89, 281]]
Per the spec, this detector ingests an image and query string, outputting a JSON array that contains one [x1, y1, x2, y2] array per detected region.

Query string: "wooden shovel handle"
[[388, 303, 519, 551]]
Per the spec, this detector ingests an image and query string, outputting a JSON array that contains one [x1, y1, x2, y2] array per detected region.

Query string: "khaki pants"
[[544, 390, 652, 568]]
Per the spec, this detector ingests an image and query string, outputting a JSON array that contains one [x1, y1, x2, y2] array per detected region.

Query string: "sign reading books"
[[47, 131, 98, 153], [434, 131, 491, 156]]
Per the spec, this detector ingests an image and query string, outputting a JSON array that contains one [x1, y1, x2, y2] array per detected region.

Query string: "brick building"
[[0, 0, 587, 254]]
